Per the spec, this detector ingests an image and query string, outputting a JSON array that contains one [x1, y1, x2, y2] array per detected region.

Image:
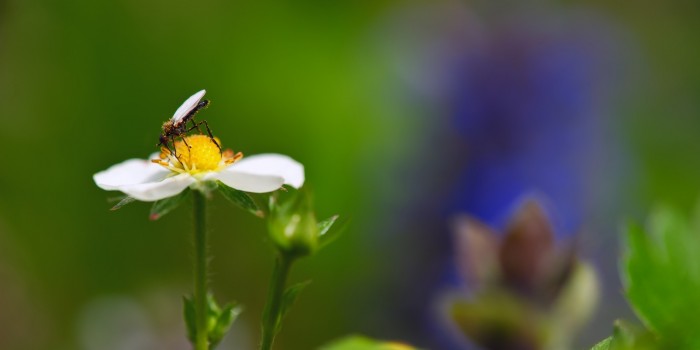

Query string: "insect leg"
[[200, 120, 222, 153], [181, 136, 191, 149], [185, 121, 221, 154], [180, 135, 193, 158], [169, 135, 182, 162], [190, 118, 204, 134]]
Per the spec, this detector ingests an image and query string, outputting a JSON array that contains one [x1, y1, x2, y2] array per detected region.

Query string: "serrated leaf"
[[149, 189, 190, 220], [183, 296, 197, 343], [319, 335, 418, 350], [110, 196, 136, 211], [318, 215, 348, 249], [209, 303, 243, 349], [622, 206, 700, 349], [278, 280, 311, 329], [217, 181, 263, 217]]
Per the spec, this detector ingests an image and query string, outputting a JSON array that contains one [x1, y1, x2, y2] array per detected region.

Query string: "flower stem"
[[260, 253, 294, 350], [193, 191, 209, 350]]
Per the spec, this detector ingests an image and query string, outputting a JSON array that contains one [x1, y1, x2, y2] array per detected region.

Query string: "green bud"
[[268, 188, 320, 257]]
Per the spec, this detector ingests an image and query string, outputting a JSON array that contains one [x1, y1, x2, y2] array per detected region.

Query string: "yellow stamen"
[[174, 135, 221, 171], [152, 134, 242, 175], [151, 159, 170, 167]]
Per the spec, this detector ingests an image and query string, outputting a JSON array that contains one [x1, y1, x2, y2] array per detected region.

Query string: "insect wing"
[[172, 89, 206, 124]]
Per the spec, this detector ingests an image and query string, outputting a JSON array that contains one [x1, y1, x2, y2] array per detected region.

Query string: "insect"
[[158, 89, 221, 157]]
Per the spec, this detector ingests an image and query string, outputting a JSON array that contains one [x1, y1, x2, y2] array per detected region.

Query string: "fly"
[[157, 89, 221, 158]]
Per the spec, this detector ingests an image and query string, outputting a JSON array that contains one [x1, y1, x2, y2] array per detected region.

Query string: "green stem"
[[260, 253, 294, 350], [193, 191, 209, 350]]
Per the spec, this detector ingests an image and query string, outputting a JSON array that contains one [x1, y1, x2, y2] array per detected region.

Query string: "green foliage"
[[267, 189, 344, 258], [183, 294, 242, 349], [591, 337, 613, 350], [208, 299, 243, 349], [183, 296, 197, 343], [622, 206, 700, 349], [319, 335, 417, 350], [590, 320, 658, 350], [268, 189, 321, 257], [318, 214, 347, 249], [592, 205, 700, 350], [278, 280, 311, 331], [260, 190, 343, 350], [149, 189, 191, 220], [318, 215, 339, 237], [109, 196, 136, 211], [216, 181, 263, 217]]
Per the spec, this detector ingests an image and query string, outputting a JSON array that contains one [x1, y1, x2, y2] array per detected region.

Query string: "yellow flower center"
[[174, 135, 221, 171], [152, 134, 242, 175]]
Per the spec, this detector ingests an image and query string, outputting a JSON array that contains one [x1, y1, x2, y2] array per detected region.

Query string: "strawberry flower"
[[92, 90, 306, 349], [93, 135, 304, 201]]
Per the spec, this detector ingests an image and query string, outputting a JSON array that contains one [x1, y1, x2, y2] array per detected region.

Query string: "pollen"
[[174, 135, 221, 171], [152, 135, 242, 175]]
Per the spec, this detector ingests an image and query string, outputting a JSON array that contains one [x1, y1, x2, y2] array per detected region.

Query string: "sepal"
[[150, 189, 190, 220], [217, 181, 264, 217]]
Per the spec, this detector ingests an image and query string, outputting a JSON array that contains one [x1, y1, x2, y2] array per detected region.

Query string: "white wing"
[[171, 89, 206, 123]]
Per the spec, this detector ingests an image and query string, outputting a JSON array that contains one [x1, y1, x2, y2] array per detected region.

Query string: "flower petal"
[[228, 154, 304, 188], [214, 171, 285, 193], [93, 157, 169, 190], [119, 173, 195, 201]]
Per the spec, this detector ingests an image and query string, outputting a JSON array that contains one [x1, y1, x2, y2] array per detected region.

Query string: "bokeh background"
[[1, 0, 699, 349]]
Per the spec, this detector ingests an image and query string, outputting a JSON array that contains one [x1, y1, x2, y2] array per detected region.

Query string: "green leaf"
[[612, 319, 647, 345], [278, 280, 311, 330], [268, 189, 320, 256], [110, 196, 136, 211], [149, 189, 190, 220], [217, 181, 263, 217], [622, 206, 700, 349], [591, 337, 613, 350], [613, 320, 660, 350], [589, 320, 659, 350], [318, 215, 348, 249], [318, 215, 339, 236], [183, 296, 197, 343], [206, 294, 221, 331], [319, 335, 418, 350], [185, 294, 244, 349], [209, 302, 243, 349]]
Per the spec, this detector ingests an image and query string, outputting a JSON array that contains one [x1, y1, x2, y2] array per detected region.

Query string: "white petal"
[[214, 171, 285, 193], [228, 154, 305, 188], [93, 158, 169, 191], [119, 173, 195, 201]]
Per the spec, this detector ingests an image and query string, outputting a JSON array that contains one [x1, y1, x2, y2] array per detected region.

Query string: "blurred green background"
[[1, 1, 700, 349]]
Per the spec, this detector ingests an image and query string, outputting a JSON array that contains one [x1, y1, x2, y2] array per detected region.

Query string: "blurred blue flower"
[[446, 20, 607, 235], [442, 200, 599, 350], [380, 3, 626, 349]]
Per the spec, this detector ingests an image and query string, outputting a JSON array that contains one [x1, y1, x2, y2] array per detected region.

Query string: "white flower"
[[94, 134, 304, 201]]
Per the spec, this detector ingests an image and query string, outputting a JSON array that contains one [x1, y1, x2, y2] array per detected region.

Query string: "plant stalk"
[[193, 191, 209, 350], [260, 253, 293, 350]]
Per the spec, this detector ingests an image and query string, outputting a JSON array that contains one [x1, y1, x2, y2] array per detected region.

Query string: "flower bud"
[[268, 189, 320, 257]]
